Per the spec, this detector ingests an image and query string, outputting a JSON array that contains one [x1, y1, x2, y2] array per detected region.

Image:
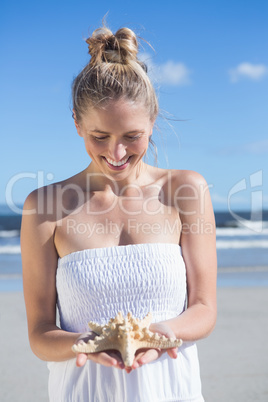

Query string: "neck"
[[84, 161, 149, 193]]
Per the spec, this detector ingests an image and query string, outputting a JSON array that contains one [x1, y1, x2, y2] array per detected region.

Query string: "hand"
[[129, 322, 178, 373], [74, 332, 124, 369]]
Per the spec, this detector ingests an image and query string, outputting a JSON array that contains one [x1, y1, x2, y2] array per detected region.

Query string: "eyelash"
[[92, 136, 108, 142], [126, 135, 141, 141], [92, 135, 141, 142]]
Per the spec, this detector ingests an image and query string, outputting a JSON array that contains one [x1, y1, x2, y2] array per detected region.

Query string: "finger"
[[108, 351, 124, 369], [132, 349, 148, 369], [76, 351, 119, 368], [76, 353, 88, 367], [167, 347, 178, 359], [88, 352, 120, 368], [136, 348, 161, 366]]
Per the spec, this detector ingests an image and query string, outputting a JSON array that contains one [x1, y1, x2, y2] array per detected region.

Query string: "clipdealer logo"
[[227, 170, 263, 233]]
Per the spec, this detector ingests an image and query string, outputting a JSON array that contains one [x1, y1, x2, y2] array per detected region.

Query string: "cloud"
[[216, 139, 268, 156], [243, 139, 268, 154], [140, 53, 192, 86], [229, 62, 268, 83]]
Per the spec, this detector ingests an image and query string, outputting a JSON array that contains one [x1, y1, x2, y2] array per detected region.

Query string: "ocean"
[[0, 204, 268, 291]]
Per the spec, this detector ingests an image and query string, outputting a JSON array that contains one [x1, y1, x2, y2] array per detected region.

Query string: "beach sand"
[[199, 287, 268, 402], [0, 284, 268, 401]]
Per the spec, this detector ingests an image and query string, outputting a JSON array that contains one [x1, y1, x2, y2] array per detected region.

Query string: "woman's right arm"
[[21, 189, 123, 369], [21, 189, 78, 362]]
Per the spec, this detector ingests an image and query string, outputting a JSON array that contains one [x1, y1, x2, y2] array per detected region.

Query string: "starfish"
[[72, 312, 183, 367]]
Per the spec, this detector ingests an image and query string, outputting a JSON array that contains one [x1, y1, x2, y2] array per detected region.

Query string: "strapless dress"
[[48, 243, 204, 402]]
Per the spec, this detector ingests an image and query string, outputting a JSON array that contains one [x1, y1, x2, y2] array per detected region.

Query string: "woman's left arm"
[[154, 170, 217, 341], [133, 171, 217, 369]]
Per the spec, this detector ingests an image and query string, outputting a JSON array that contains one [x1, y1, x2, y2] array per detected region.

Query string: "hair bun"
[[86, 26, 139, 65]]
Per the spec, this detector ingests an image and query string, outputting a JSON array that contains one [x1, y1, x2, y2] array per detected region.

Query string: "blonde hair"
[[72, 26, 158, 122]]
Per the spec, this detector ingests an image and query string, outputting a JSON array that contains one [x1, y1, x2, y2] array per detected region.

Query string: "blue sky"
[[1, 0, 267, 212]]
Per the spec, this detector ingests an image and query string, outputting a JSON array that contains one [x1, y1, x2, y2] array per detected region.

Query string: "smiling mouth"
[[104, 156, 131, 168]]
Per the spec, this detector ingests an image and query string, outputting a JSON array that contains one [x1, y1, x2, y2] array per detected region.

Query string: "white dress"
[[48, 243, 204, 402]]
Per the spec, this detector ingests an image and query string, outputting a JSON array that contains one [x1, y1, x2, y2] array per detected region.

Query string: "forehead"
[[81, 99, 152, 130]]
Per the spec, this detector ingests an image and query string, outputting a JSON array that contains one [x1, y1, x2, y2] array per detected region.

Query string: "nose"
[[108, 141, 127, 161]]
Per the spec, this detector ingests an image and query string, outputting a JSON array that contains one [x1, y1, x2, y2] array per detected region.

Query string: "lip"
[[103, 156, 131, 170]]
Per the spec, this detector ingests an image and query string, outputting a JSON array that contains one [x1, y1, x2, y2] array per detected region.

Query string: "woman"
[[21, 25, 217, 402]]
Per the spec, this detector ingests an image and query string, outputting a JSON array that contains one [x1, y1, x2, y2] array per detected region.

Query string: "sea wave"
[[0, 245, 21, 254], [237, 220, 268, 231], [216, 240, 268, 249], [0, 230, 20, 238], [216, 227, 268, 236]]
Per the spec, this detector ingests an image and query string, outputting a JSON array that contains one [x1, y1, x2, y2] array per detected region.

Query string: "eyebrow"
[[89, 129, 145, 135]]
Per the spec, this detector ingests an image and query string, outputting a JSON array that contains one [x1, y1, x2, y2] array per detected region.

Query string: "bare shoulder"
[[164, 169, 213, 220], [169, 169, 208, 188], [23, 170, 84, 221], [21, 186, 57, 247], [158, 169, 209, 197], [23, 184, 57, 222], [21, 181, 65, 248]]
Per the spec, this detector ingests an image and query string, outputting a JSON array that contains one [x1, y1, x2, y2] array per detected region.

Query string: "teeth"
[[106, 157, 129, 167]]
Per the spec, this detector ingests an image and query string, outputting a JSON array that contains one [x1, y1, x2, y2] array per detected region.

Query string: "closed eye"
[[92, 136, 109, 141], [125, 135, 141, 141]]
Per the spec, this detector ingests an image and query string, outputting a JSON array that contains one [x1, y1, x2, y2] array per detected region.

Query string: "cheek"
[[133, 138, 150, 153], [132, 137, 149, 153], [84, 140, 103, 157]]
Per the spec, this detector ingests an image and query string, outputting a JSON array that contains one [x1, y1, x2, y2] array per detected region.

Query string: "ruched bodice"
[[48, 243, 204, 402], [56, 243, 187, 332]]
